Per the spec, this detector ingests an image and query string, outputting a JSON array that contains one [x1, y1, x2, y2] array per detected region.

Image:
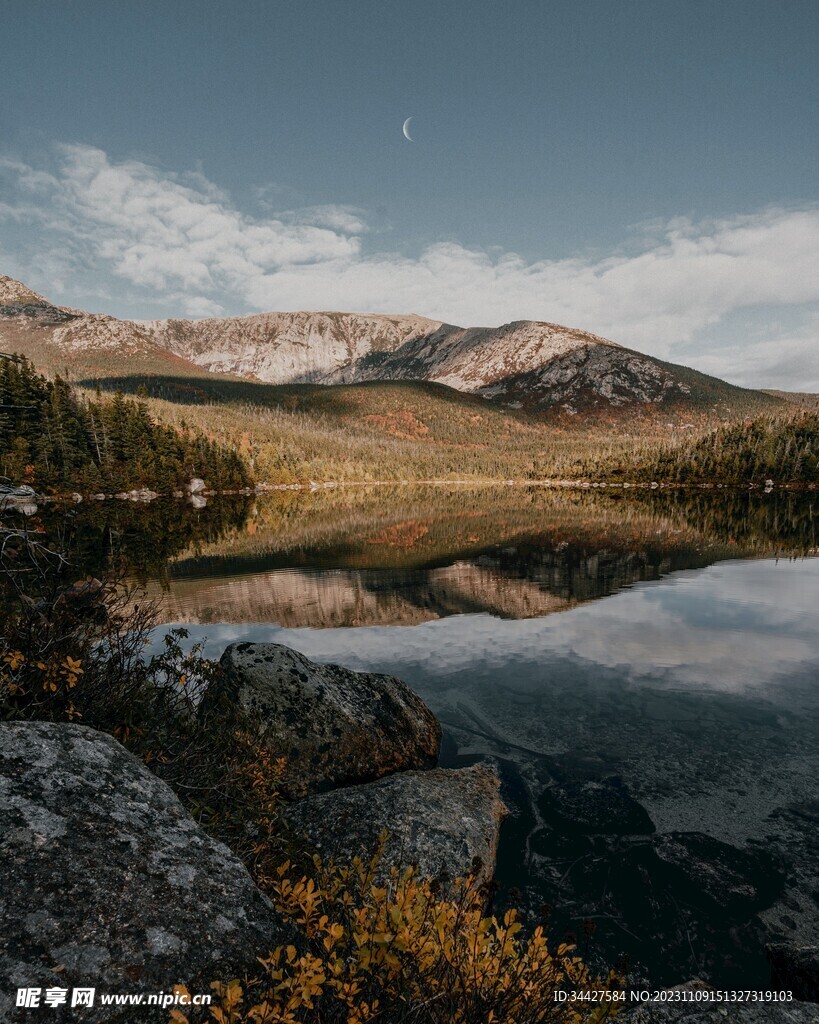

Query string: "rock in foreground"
[[0, 722, 293, 1021], [283, 764, 507, 886], [216, 642, 441, 798]]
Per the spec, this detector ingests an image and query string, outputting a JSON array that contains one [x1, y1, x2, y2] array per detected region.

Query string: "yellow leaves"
[[1, 649, 86, 701], [2, 650, 24, 672], [322, 921, 344, 952], [210, 980, 244, 1024], [0, 649, 27, 697], [233, 852, 619, 1023]]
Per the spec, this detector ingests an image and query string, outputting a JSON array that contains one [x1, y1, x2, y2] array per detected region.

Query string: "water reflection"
[[145, 486, 817, 628]]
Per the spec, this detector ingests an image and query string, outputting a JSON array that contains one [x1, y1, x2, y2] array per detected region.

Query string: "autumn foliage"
[[172, 842, 620, 1024]]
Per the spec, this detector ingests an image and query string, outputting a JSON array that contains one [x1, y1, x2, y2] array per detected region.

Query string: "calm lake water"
[[26, 487, 819, 987]]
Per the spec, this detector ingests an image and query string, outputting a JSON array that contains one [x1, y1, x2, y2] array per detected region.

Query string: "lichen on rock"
[[213, 642, 441, 798], [0, 722, 294, 1022], [283, 763, 507, 886]]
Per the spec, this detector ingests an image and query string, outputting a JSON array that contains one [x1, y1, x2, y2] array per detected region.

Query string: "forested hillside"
[[0, 356, 249, 492], [614, 414, 819, 486]]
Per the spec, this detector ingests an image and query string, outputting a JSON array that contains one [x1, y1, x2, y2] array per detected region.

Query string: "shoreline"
[[4, 476, 816, 506]]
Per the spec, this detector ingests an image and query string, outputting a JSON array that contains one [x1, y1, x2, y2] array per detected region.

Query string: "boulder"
[[767, 944, 819, 1002], [214, 642, 441, 798], [283, 764, 507, 887], [188, 477, 206, 494], [537, 775, 656, 837], [651, 832, 785, 916], [0, 722, 295, 1022]]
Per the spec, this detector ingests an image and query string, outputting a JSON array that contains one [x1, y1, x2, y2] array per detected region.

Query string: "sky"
[[1, 0, 817, 388]]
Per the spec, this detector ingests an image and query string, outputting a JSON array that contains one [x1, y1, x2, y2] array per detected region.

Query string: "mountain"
[[0, 275, 209, 377], [140, 311, 445, 384], [0, 275, 782, 419], [138, 312, 734, 415], [763, 389, 819, 411]]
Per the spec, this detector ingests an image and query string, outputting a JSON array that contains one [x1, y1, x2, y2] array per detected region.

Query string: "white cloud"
[[1, 143, 818, 385], [689, 315, 819, 391]]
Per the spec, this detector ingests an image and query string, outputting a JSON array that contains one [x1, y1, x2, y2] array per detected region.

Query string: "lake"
[[22, 486, 819, 988]]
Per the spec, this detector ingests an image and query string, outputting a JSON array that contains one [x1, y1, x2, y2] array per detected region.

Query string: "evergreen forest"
[[0, 356, 250, 493]]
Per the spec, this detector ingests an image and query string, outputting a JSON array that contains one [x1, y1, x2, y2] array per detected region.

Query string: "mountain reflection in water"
[[16, 486, 818, 989], [147, 485, 816, 627]]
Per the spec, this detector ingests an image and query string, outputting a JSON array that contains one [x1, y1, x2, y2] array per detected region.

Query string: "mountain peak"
[[0, 275, 51, 306]]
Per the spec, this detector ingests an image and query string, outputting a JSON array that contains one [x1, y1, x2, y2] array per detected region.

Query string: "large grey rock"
[[767, 944, 819, 1002], [283, 764, 507, 887], [0, 722, 295, 1022], [215, 642, 441, 798]]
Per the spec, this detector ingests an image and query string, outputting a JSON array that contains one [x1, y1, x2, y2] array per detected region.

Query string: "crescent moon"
[[402, 117, 414, 142]]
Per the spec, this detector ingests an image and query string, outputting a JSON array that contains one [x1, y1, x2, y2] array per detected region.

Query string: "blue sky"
[[1, 0, 817, 387]]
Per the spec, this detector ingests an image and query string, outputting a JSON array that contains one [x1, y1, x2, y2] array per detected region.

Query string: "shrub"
[[172, 842, 620, 1024]]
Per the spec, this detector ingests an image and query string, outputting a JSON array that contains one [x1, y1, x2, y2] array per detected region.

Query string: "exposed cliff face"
[[480, 342, 692, 411], [337, 319, 621, 393], [139, 310, 445, 383], [0, 275, 51, 306], [0, 275, 82, 327], [0, 276, 166, 355], [139, 312, 655, 411], [134, 311, 747, 414]]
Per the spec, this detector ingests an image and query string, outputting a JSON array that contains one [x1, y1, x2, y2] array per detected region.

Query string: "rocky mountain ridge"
[[137, 309, 691, 413], [0, 274, 780, 415]]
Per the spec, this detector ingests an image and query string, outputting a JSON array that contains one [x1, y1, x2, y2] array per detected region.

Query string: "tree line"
[[610, 413, 819, 485], [0, 356, 250, 492]]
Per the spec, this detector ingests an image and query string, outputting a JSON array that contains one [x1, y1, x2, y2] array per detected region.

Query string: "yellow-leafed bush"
[[173, 839, 621, 1024]]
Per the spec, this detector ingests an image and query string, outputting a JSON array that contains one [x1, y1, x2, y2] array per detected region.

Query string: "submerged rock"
[[767, 944, 819, 1002], [652, 832, 785, 916], [0, 722, 294, 1021], [283, 764, 507, 886], [215, 642, 441, 798], [537, 775, 656, 836]]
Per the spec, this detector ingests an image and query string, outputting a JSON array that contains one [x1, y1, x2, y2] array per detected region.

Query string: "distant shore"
[[4, 476, 816, 512]]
